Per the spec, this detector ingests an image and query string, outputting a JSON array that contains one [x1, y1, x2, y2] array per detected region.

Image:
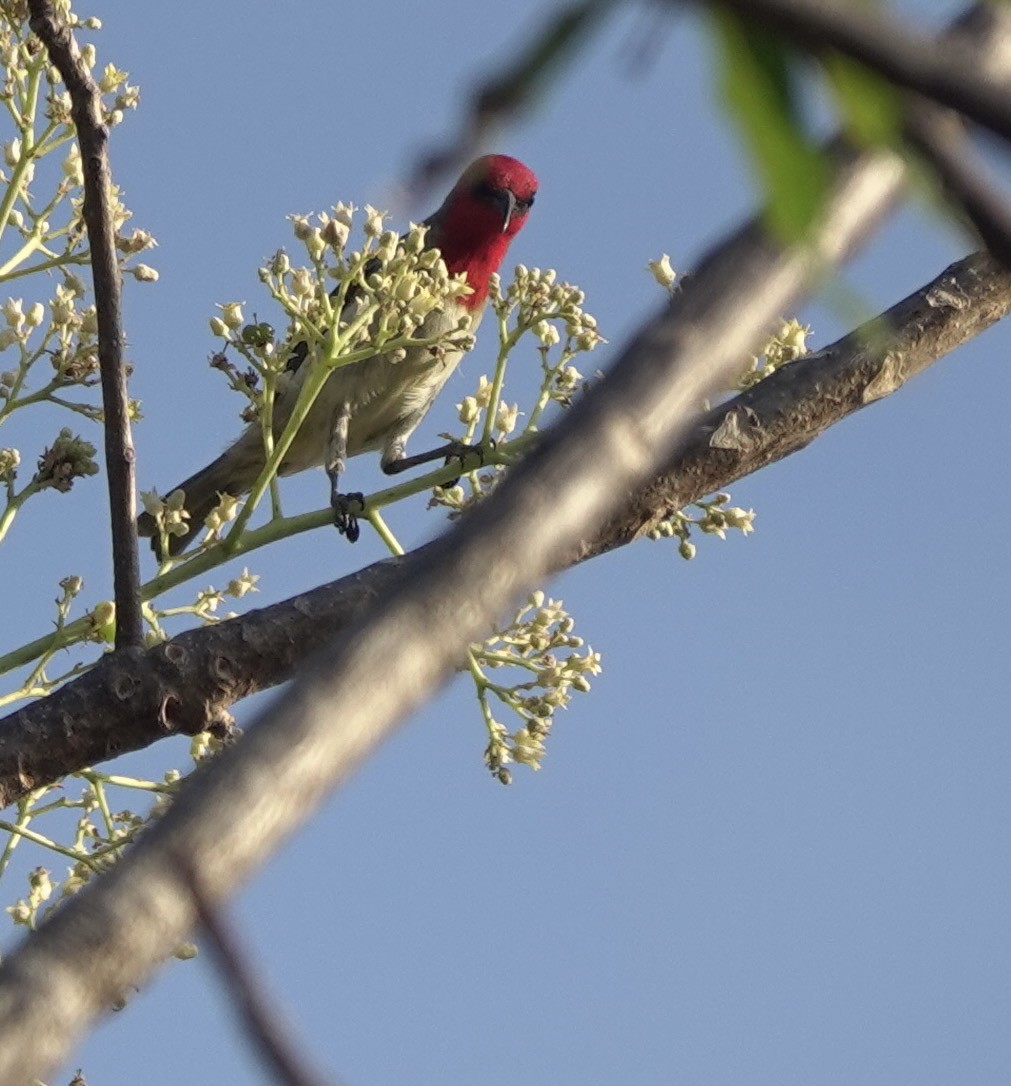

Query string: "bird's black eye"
[[473, 180, 500, 203], [516, 192, 535, 212]]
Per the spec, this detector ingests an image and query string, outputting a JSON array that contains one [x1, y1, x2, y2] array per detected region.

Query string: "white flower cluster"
[[473, 591, 602, 783], [737, 317, 811, 390], [207, 207, 480, 423], [0, 3, 153, 548], [494, 263, 604, 356], [4, 767, 180, 946], [429, 264, 603, 523], [649, 492, 756, 560]]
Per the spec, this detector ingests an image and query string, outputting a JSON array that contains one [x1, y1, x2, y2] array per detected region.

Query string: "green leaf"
[[710, 10, 830, 239], [823, 51, 904, 147]]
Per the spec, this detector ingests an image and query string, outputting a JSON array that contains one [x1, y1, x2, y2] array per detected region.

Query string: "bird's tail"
[[137, 448, 260, 560]]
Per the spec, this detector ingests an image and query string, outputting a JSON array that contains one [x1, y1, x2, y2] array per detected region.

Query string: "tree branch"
[[904, 106, 1011, 271], [688, 0, 1011, 146], [0, 250, 1006, 808], [582, 249, 1011, 559], [408, 0, 611, 202], [26, 1, 143, 649]]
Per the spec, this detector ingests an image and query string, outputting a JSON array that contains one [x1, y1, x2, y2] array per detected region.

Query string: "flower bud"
[[227, 568, 260, 598], [3, 297, 23, 328], [219, 302, 244, 329], [457, 396, 478, 424], [332, 201, 354, 227], [291, 269, 313, 297], [60, 574, 83, 596], [117, 228, 156, 254], [0, 447, 20, 478], [321, 218, 349, 249], [648, 253, 677, 289], [363, 204, 385, 238], [140, 490, 164, 516], [305, 228, 325, 259], [495, 401, 519, 435], [99, 63, 126, 94], [404, 222, 427, 253], [91, 600, 117, 643], [7, 902, 30, 925], [534, 321, 560, 347], [61, 143, 83, 185], [779, 318, 809, 357]]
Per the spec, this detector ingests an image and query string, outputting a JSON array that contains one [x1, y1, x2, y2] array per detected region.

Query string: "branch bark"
[[26, 0, 142, 649], [0, 250, 1007, 808]]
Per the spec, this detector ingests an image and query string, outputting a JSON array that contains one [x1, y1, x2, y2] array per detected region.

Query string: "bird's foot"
[[332, 491, 365, 543], [442, 439, 493, 488]]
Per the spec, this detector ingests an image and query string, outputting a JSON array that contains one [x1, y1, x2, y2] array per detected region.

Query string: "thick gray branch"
[[0, 250, 1007, 809]]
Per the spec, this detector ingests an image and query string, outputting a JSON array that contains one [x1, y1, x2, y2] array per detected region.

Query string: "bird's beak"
[[498, 189, 518, 233]]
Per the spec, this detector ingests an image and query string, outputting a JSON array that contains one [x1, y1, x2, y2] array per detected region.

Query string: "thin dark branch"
[[688, 0, 1011, 146], [27, 1, 142, 649], [905, 106, 1011, 271], [408, 0, 612, 202], [180, 858, 336, 1086], [0, 251, 1007, 808]]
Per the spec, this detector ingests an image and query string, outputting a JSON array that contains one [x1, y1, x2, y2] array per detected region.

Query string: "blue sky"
[[0, 1, 1007, 1083]]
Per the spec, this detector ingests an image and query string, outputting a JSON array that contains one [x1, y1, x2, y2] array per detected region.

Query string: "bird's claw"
[[332, 491, 365, 543], [442, 440, 493, 489]]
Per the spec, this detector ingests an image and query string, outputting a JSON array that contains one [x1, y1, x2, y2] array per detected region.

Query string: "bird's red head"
[[426, 154, 538, 309]]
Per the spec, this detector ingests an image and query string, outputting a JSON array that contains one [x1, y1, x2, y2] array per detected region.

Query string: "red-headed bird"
[[139, 154, 537, 556]]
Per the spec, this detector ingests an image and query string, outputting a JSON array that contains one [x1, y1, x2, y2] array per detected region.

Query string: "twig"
[[180, 858, 336, 1086], [904, 106, 1011, 271], [407, 0, 612, 202], [686, 0, 1011, 146], [27, 1, 142, 650]]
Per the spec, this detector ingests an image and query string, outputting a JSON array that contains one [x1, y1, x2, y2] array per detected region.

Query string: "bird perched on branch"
[[138, 154, 537, 557]]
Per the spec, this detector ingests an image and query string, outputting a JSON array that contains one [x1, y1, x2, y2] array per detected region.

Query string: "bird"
[[137, 154, 537, 557]]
